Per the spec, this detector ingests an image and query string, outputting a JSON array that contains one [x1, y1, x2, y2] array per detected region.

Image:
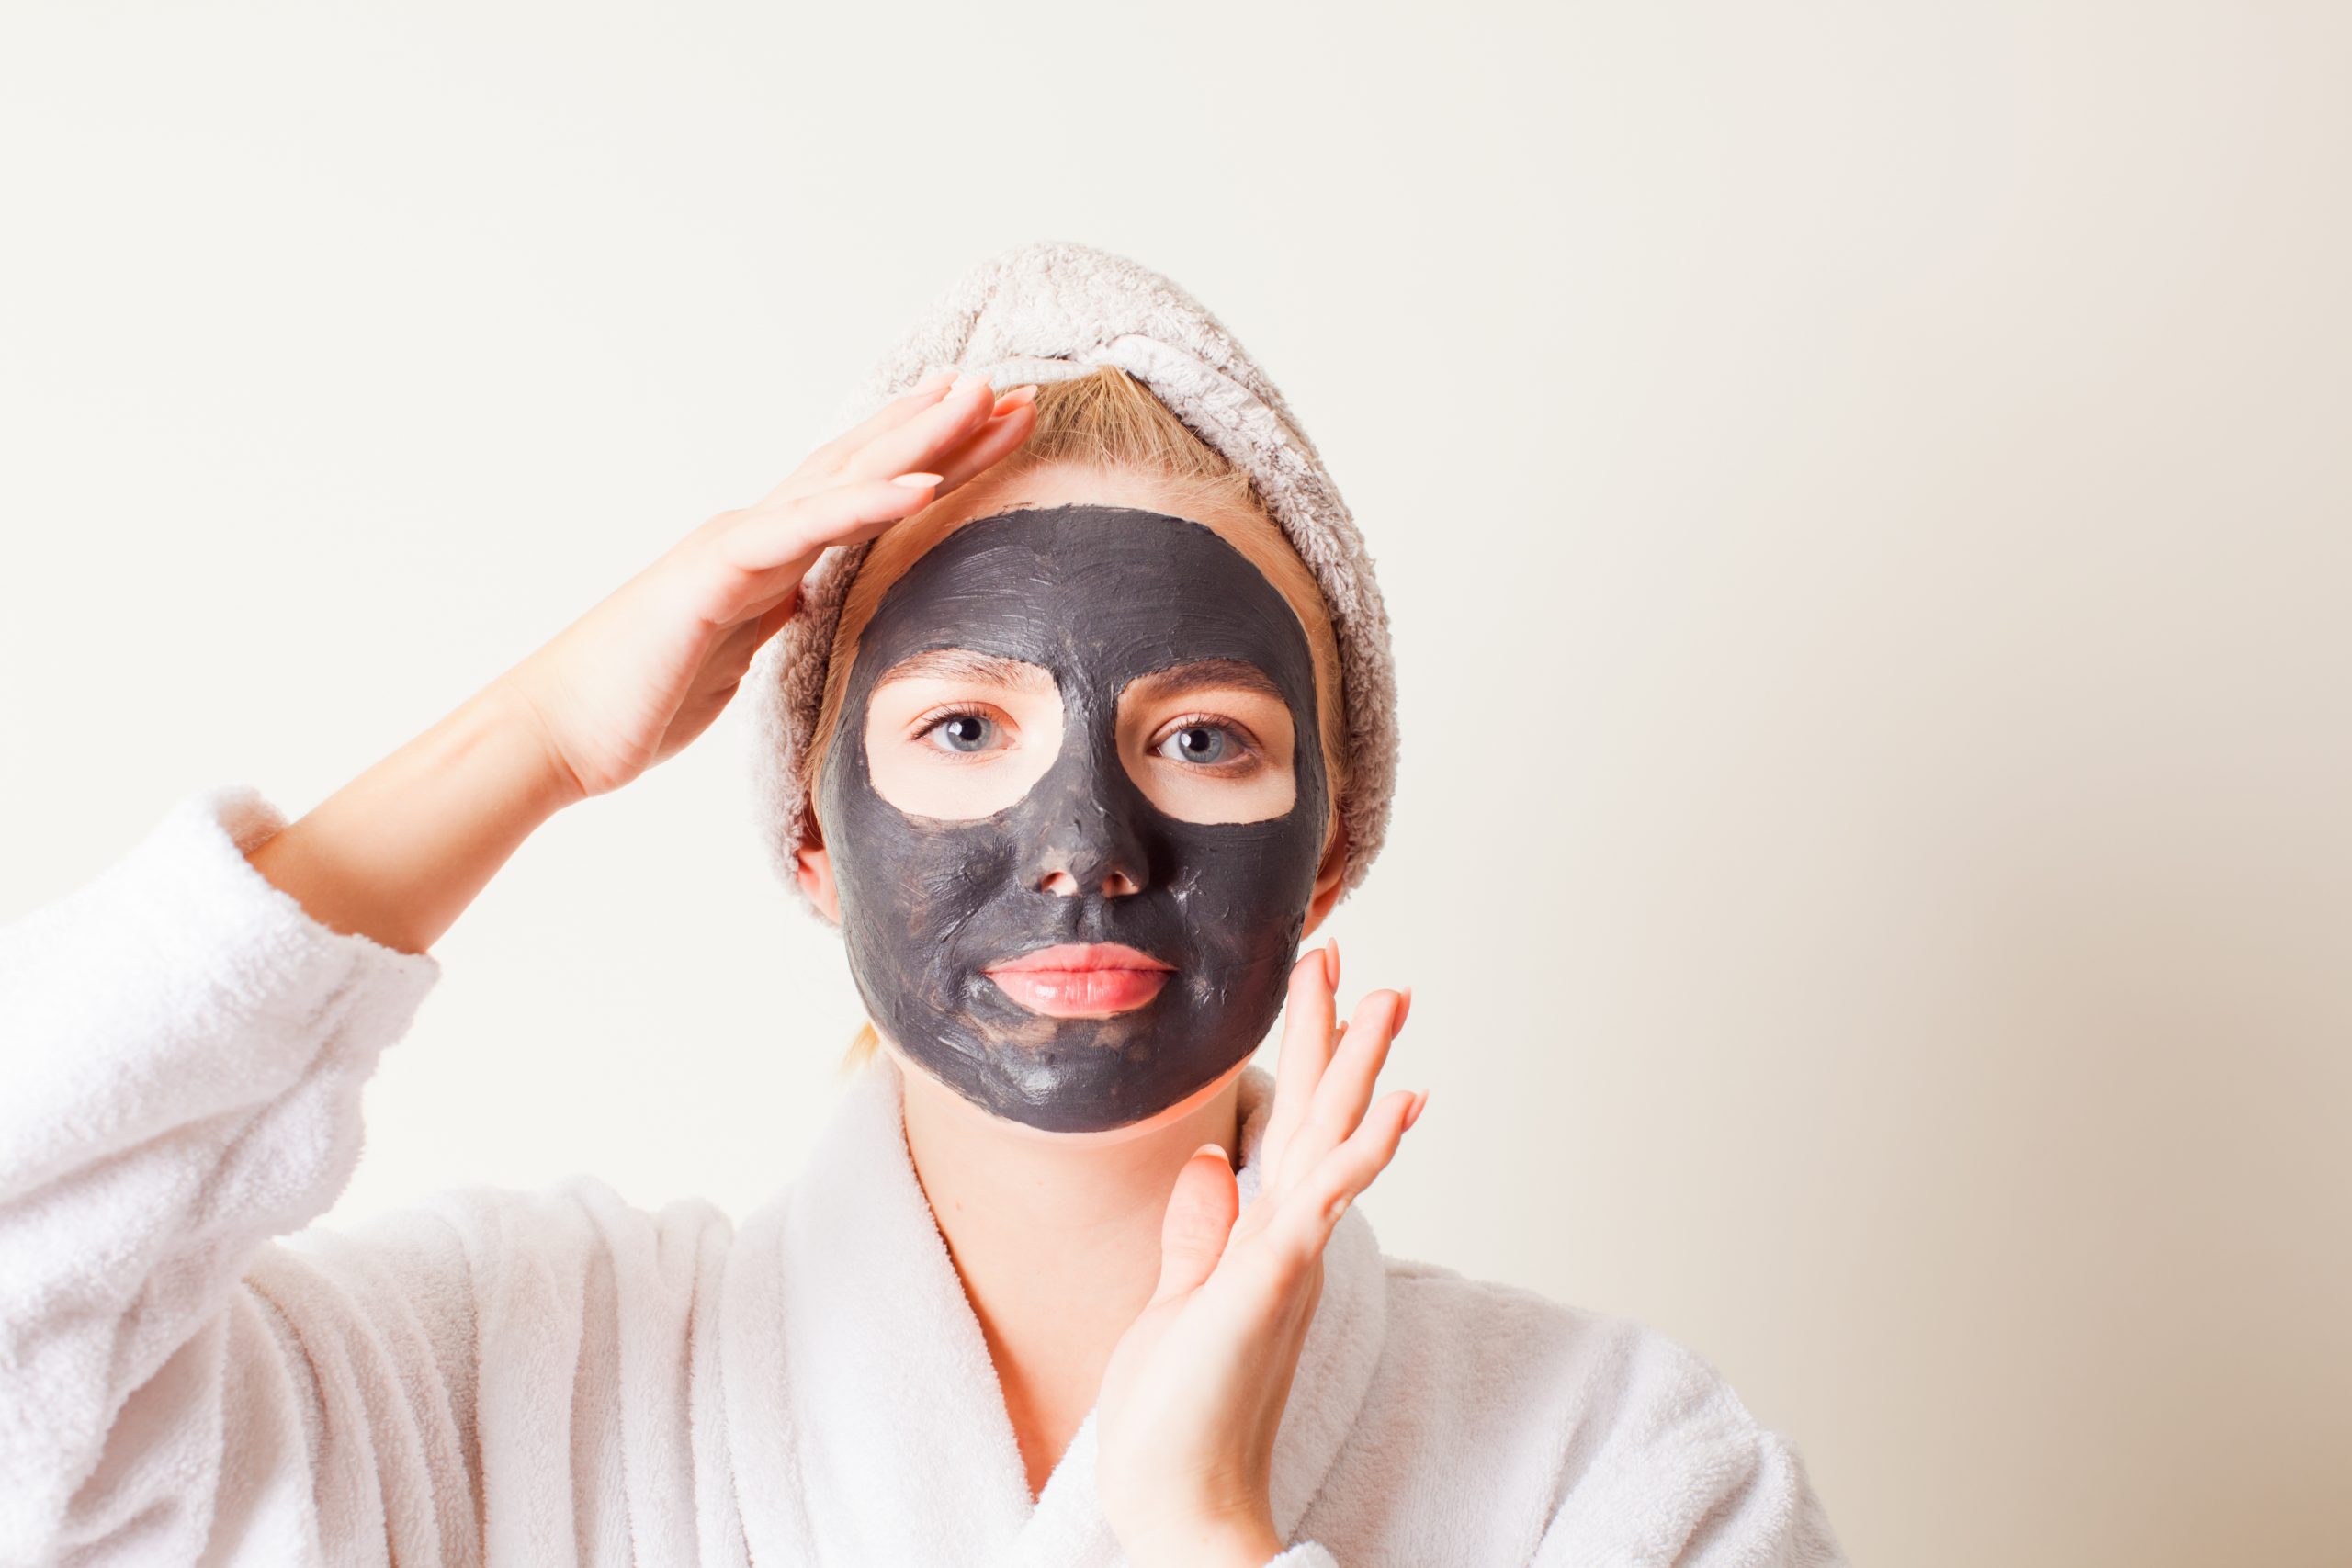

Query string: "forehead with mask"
[[801, 464, 1350, 1135]]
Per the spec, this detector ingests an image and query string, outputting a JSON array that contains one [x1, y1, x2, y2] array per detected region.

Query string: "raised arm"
[[0, 368, 1040, 1562]]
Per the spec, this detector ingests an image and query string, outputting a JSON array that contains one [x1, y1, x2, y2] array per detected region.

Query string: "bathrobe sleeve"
[[1273, 1426, 1839, 1568], [0, 784, 458, 1566], [1526, 1335, 1849, 1568], [1268, 1412, 1839, 1568]]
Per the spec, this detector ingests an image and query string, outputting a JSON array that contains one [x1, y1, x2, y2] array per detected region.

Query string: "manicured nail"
[[1325, 939, 1340, 990], [1405, 1089, 1429, 1130], [891, 472, 942, 489], [1396, 986, 1413, 1031], [1195, 1142, 1229, 1166], [997, 383, 1040, 408], [950, 369, 991, 396], [912, 367, 956, 395]]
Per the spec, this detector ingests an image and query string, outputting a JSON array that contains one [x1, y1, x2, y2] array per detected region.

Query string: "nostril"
[[1039, 869, 1080, 897]]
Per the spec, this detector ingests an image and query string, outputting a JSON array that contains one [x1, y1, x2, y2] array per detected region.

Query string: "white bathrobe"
[[0, 785, 1847, 1567]]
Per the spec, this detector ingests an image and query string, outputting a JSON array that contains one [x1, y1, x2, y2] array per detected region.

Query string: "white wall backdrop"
[[5, 4, 2347, 1563]]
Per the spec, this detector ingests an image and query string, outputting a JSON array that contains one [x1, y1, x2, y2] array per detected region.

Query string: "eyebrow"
[[875, 647, 1055, 690], [1123, 658, 1285, 704]]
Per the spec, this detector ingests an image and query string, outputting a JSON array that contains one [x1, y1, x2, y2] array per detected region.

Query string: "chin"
[[876, 1032, 1252, 1145]]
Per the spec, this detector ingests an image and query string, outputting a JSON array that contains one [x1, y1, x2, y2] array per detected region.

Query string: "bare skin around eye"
[[1120, 660, 1295, 825], [863, 660, 1066, 820], [863, 656, 1296, 825]]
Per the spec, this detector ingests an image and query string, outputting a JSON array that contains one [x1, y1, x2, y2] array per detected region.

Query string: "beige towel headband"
[[743, 240, 1398, 916]]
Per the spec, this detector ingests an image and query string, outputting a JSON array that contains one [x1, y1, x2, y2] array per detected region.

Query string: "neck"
[[880, 1039, 1249, 1486]]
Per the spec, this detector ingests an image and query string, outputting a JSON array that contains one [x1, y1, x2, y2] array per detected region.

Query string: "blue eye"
[[1159, 724, 1230, 765], [929, 713, 997, 753]]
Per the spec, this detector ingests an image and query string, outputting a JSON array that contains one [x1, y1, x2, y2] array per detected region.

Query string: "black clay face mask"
[[817, 503, 1330, 1134]]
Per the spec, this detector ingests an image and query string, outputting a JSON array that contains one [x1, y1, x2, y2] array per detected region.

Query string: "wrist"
[[244, 682, 577, 955], [476, 676, 592, 815]]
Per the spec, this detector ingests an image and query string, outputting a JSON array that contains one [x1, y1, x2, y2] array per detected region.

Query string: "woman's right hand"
[[496, 367, 1040, 804], [243, 368, 1035, 957]]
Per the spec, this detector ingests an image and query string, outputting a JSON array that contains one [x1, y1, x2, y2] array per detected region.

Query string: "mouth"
[[982, 942, 1175, 1019]]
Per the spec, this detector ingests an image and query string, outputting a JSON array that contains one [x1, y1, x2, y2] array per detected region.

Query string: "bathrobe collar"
[[735, 1050, 1389, 1567]]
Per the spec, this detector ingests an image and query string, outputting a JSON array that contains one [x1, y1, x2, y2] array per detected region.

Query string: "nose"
[[1031, 795, 1150, 899], [1039, 863, 1142, 897]]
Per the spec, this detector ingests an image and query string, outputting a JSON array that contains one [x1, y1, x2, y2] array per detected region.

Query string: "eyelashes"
[[908, 703, 1009, 760], [1148, 711, 1265, 773], [904, 704, 1265, 772]]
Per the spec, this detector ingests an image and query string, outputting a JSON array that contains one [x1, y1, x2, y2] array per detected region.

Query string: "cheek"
[[1169, 820, 1324, 943], [835, 829, 991, 1016], [836, 811, 1014, 942]]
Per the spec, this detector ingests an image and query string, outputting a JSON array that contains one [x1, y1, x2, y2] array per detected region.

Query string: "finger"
[[1277, 987, 1405, 1195], [699, 474, 939, 624], [1257, 944, 1339, 1195], [922, 394, 1040, 495], [1269, 1088, 1418, 1261], [841, 371, 1004, 484], [1149, 1144, 1240, 1306], [780, 369, 960, 491]]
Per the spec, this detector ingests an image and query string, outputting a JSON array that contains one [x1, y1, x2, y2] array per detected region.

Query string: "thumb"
[[1150, 1144, 1240, 1306]]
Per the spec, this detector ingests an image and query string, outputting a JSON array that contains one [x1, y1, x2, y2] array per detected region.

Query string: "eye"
[[918, 709, 1001, 755], [1154, 721, 1245, 768]]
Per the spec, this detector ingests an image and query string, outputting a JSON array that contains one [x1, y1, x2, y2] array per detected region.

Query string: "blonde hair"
[[823, 367, 1351, 1077]]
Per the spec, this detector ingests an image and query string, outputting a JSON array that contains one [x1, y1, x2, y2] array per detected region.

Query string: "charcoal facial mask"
[[817, 502, 1329, 1134]]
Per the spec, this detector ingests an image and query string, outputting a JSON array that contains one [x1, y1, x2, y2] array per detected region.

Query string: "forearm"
[[245, 681, 577, 956]]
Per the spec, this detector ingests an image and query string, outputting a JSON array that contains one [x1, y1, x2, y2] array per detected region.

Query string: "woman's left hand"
[[1095, 942, 1425, 1568]]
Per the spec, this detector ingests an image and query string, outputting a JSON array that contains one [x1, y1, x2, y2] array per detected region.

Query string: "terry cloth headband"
[[742, 239, 1399, 915]]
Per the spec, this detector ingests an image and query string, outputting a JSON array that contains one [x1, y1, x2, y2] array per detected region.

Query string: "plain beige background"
[[5, 3, 2347, 1563]]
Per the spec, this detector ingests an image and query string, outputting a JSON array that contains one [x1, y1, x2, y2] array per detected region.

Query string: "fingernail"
[[1405, 1089, 1429, 1130], [1000, 383, 1039, 407], [1396, 986, 1413, 1031], [912, 367, 956, 395], [950, 370, 991, 397], [1325, 939, 1340, 990], [891, 472, 942, 489], [1195, 1142, 1229, 1165]]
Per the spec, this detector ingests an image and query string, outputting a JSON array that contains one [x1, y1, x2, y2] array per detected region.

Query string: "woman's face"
[[808, 467, 1341, 1134]]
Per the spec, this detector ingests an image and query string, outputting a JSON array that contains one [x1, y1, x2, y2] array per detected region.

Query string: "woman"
[[0, 243, 1846, 1565]]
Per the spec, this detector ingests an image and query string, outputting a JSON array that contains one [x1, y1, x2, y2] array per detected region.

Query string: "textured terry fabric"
[[742, 239, 1401, 919], [0, 788, 1848, 1567]]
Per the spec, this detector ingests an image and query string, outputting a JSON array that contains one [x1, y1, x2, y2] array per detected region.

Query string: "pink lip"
[[985, 942, 1174, 1019]]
